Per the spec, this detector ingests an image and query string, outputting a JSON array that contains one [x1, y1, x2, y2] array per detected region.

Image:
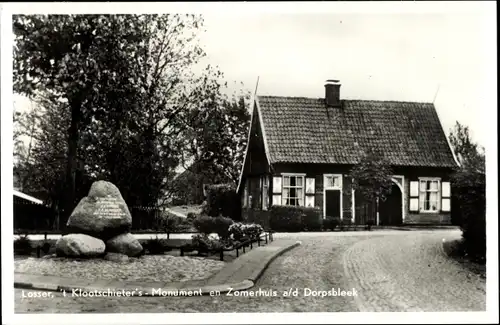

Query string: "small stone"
[[55, 234, 106, 257], [106, 233, 143, 257], [104, 252, 129, 263]]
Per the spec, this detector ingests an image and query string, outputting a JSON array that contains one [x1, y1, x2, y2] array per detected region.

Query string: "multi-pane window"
[[419, 179, 440, 212], [324, 175, 342, 189], [282, 175, 304, 206]]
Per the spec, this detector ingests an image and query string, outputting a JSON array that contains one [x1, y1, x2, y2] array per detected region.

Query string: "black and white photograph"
[[1, 2, 497, 324]]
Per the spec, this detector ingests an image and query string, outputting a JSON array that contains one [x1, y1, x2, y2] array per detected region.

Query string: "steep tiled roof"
[[257, 96, 457, 167]]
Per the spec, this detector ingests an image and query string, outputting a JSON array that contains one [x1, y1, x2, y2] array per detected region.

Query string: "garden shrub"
[[156, 212, 184, 239], [229, 223, 264, 241], [229, 223, 245, 241], [300, 207, 323, 231], [203, 184, 242, 221], [186, 212, 198, 222], [14, 234, 32, 255], [452, 170, 486, 263], [193, 215, 216, 235], [323, 216, 340, 231], [269, 206, 304, 232], [243, 223, 264, 239], [142, 236, 168, 255], [270, 206, 321, 232], [41, 242, 52, 254], [213, 216, 234, 240], [366, 219, 375, 231], [340, 218, 353, 231], [191, 234, 223, 253], [243, 210, 271, 230]]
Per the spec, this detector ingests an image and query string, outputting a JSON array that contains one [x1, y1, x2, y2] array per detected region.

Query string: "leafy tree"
[[174, 93, 251, 204], [13, 14, 229, 215], [13, 94, 75, 228], [13, 14, 135, 216], [448, 122, 486, 258], [448, 121, 485, 173], [81, 14, 220, 208], [347, 149, 394, 224], [451, 167, 485, 262]]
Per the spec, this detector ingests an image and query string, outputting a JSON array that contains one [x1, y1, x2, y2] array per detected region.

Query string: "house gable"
[[236, 100, 271, 193]]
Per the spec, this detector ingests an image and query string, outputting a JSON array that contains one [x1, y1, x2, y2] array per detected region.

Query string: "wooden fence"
[[28, 231, 275, 261], [14, 205, 169, 232], [14, 197, 55, 231]]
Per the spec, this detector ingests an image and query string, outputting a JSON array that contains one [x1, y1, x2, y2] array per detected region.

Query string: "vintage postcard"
[[1, 1, 497, 324]]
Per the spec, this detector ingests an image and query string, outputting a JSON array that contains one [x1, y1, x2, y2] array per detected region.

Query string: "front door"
[[379, 184, 403, 225], [325, 190, 341, 219]]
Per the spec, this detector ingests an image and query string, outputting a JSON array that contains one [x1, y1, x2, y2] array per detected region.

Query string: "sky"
[[11, 3, 496, 149], [194, 11, 494, 147]]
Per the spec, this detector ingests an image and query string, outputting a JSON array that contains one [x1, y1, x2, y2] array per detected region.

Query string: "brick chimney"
[[325, 79, 341, 107]]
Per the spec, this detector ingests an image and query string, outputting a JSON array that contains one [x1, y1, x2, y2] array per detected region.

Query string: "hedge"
[[193, 215, 217, 235], [301, 207, 323, 231], [192, 215, 234, 239], [242, 210, 270, 230], [323, 216, 340, 231], [269, 206, 322, 232], [203, 184, 242, 221], [451, 170, 485, 263]]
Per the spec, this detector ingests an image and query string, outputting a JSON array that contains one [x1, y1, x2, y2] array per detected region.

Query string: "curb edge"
[[247, 241, 301, 283]]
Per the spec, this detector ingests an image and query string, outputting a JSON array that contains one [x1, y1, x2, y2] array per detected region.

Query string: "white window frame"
[[323, 174, 343, 219], [281, 173, 306, 206], [261, 175, 269, 210], [418, 177, 441, 213]]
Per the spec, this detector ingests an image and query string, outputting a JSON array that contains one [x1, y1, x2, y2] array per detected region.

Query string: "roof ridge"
[[257, 95, 433, 105], [255, 94, 457, 167]]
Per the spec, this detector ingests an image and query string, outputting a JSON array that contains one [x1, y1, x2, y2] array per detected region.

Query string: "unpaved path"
[[15, 230, 485, 313]]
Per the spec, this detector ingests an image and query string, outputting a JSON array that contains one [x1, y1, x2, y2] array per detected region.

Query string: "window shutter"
[[305, 195, 315, 208], [441, 181, 450, 212], [442, 198, 451, 212], [272, 195, 281, 206], [409, 181, 420, 212], [410, 198, 419, 212], [410, 181, 419, 197], [273, 177, 282, 194], [306, 178, 315, 194], [442, 182, 450, 198]]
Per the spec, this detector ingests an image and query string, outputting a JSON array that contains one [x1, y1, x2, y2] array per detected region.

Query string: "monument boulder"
[[66, 181, 132, 240]]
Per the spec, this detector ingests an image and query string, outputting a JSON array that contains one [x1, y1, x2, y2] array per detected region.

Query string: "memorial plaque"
[[92, 197, 127, 219]]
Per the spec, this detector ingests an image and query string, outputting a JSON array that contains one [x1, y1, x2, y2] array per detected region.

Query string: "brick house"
[[237, 80, 458, 226]]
